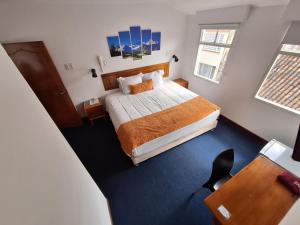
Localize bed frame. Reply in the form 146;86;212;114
131;121;218;165
101;62;169;90
101;62;218;165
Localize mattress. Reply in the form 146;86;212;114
105;80;220;157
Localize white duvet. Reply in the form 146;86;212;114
105;80;220;157
105;80;197;130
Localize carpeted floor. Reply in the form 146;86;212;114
62;117;265;225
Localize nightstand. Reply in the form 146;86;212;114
173;78;189;88
84;98;105;124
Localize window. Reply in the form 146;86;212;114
197;63;216;79
255;44;300;115
194;27;237;83
202;33;225;52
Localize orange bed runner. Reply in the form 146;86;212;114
117;96;220;156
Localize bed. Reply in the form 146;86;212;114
102;62;220;165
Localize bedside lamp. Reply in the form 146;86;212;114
172;55;179;62
91;68;98;78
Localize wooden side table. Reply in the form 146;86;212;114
83;98;105;125
173;78;189;88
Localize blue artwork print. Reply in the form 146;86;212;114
142;29;151;56
107;36;121;57
119;31;132;59
107;26;161;60
130;26;142;60
152;32;161;51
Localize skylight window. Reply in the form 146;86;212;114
255;44;300;115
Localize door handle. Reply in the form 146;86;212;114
59;91;66;95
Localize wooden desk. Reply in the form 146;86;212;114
204;156;298;225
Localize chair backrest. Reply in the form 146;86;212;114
212;149;234;179
203;149;234;191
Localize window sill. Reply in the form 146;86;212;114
193;73;220;84
255;95;300;116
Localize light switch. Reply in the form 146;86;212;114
64;63;75;71
64;63;70;70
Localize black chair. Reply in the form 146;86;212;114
193;149;234;194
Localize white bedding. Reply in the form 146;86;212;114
105;80;220;157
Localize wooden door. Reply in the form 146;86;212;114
2;41;82;128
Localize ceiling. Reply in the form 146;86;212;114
0;0;290;14
171;0;289;14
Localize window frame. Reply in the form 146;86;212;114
197;63;216;79
254;44;300;116
193;24;239;84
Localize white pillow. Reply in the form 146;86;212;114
142;70;164;88
117;73;143;94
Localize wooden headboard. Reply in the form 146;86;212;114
101;62;170;91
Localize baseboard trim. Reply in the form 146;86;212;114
219;115;268;145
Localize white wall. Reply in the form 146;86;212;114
0;45;112;225
0;2;298;147
182;5;300;147
0;2;186;115
283;0;300;21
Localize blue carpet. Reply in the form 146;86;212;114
62;118;265;225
